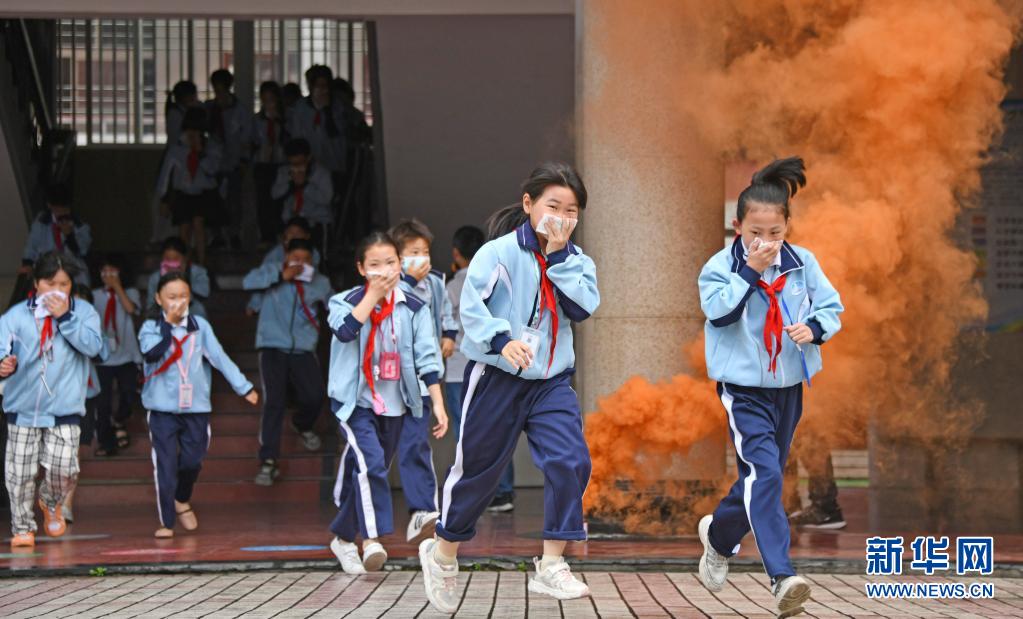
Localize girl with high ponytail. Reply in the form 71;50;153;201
695;157;844;618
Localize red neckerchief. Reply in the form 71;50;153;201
314;109;321;126
187;147;199;179
757;274;788;376
103;288;119;344
295;281;320;331
51;223;64;251
39;315;54;358
532;251;558;377
266;116;276;144
143;333;190;383
362;291;395;400
294;186;304;214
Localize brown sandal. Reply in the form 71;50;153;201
175;503;198;531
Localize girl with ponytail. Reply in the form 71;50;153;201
695;157;844;618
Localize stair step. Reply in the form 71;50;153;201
79;453;330;479
72;478;331;507
90;432;337;458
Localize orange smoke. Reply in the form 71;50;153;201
584;0;1021;533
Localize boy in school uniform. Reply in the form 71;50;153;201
243;238;333;485
389;219;458;543
246;217;321;317
204;68;252;250
272;138;334;255
20;185;92;287
287;65;346;204
251;81;288;246
156;107;222;266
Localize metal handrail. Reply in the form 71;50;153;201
17;19;51;132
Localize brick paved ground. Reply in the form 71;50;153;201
0;571;1021;618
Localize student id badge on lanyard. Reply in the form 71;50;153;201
176;336;198;409
377;318;400;381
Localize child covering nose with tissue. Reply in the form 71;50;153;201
0;252;103;548
92;254;143;453
146;236;211;319
139;272;259;539
388;218;458;545
242;238;333;485
696;157;844;619
420;163;599;612
326;232;448;575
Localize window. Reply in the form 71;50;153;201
254;19;372;123
56;18;371;145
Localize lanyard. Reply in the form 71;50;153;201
175;334;197;385
780;296;812;388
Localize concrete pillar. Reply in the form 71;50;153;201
232;21;254;113
575;0;724;426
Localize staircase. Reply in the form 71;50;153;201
73;250;341;509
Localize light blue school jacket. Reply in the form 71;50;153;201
242;262;333;353
91;287;144;366
459;222;600;380
327;286;440;423
138;315;253;414
0;297;104;427
699;238;844;389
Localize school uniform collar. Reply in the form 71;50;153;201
163;313;200;332
729;236;804;276
515;221;578;256
344;284;407;307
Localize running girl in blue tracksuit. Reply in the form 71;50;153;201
139;272;259;539
695;157;843;619
420;162;600;612
326;231;448;575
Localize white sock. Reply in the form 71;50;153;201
434;545;457;567
538;554;562;571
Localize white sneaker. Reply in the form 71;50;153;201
698;514;729;591
361;541;388;571
330;538;366;575
299;431;322;451
527;557;590;600
406;510;439;544
774;575;811;618
419;538;460;614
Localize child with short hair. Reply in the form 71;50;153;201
696;157;844;618
389;218;458;543
421;163;599;611
0;252;104;547
92;254;142;453
327;232;448;574
243;238;332;485
272;138;334;253
251;81;288;246
205;68;252;249
20;185;92;286
156;107;222;265
139;272;259;538
146;237;211;319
